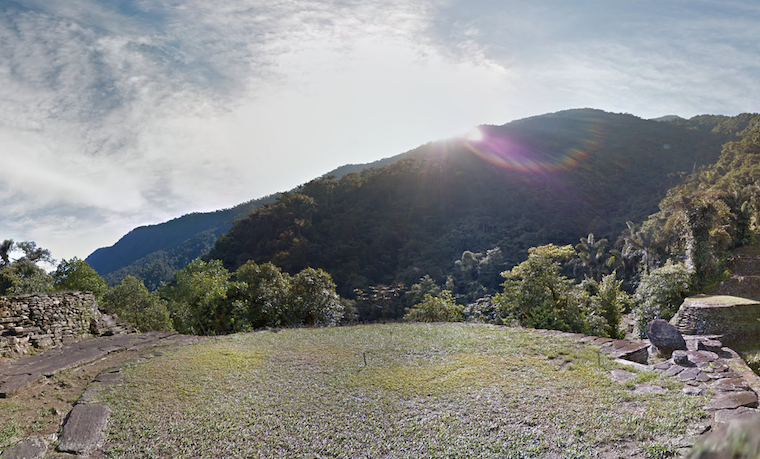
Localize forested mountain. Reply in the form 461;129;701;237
85;196;278;288
85;156;414;288
207;109;746;297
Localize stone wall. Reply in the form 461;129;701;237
671;294;760;351
0;292;105;358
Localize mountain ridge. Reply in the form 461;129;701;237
87;108;748;290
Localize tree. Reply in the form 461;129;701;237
288;267;344;326
404;275;442;307
574;233;622;281
581;273;630;339
495;244;626;337
53;258;108;301
0;239;54;296
404;290;463;322
162;259;231;335
495;244;585;332
102;276;173;332
231;261;290;329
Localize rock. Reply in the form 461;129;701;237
711;378;751;392
692;418;760;457
686;423;711;435
56;404;110;454
609;369;636;383
664;365;685;377
633;384;667;394
686;350;720;366
646;319;686;356
683;386;706;396
713;406;760;425
1;436;47;459
678;367;702;381
652;361;672;371
697;339;723;353
610;343;649;364
705;391;759;411
672;350;691;366
0;374;43;398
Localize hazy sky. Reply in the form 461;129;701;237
2;0;760;261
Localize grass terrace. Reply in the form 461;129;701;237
101;323;709;458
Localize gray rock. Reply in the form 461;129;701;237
705;391;759;411
57;404;110;454
678;367;702;381
683;386;706;396
664;365;685;377
633;384;667;394
609;369;636;383
697;339;723;353
1;436;47;459
646;319;687;356
711;378;751;392
714;406;760;425
672;350;691;366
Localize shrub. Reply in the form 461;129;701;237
633;260;692;337
102;276;173;332
404;290;464;322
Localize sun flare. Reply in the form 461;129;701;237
464;127;483;142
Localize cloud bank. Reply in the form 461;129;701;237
2;0;760;260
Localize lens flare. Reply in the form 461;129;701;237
464;127;483;142
462;125;599;176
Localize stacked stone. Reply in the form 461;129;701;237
0;292;102;358
671;295;760;351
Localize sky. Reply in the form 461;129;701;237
2;0;760;262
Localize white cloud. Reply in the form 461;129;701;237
2;0;760;261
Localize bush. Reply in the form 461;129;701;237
495;245;629;337
102;276;173;332
230;262;344;329
404;290;464;322
633;261;692;337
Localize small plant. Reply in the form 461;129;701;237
0;420;19;446
642;442;676;458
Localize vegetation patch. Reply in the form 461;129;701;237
102;323;708;458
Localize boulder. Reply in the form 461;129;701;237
646;319;686;356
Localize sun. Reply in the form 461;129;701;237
464;127;483;142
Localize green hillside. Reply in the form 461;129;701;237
85;196;278;288
208;109;741;297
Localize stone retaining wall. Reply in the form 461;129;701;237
672;294;760;351
0;292;104;358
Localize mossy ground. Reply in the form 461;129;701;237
101;323;708;458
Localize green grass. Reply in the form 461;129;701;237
102;323;709;458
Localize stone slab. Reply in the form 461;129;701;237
0;374;43;398
610;343;650;364
1;436;47;459
94;372;123;384
714;406;760;425
633;384;667;395
683;386;706;396
4;348;108;377
57;404;110;454
711;378;751;392
609;369;636;383
705;391;759;411
612;359;650;372
678;367;702;382
664;365;685;377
